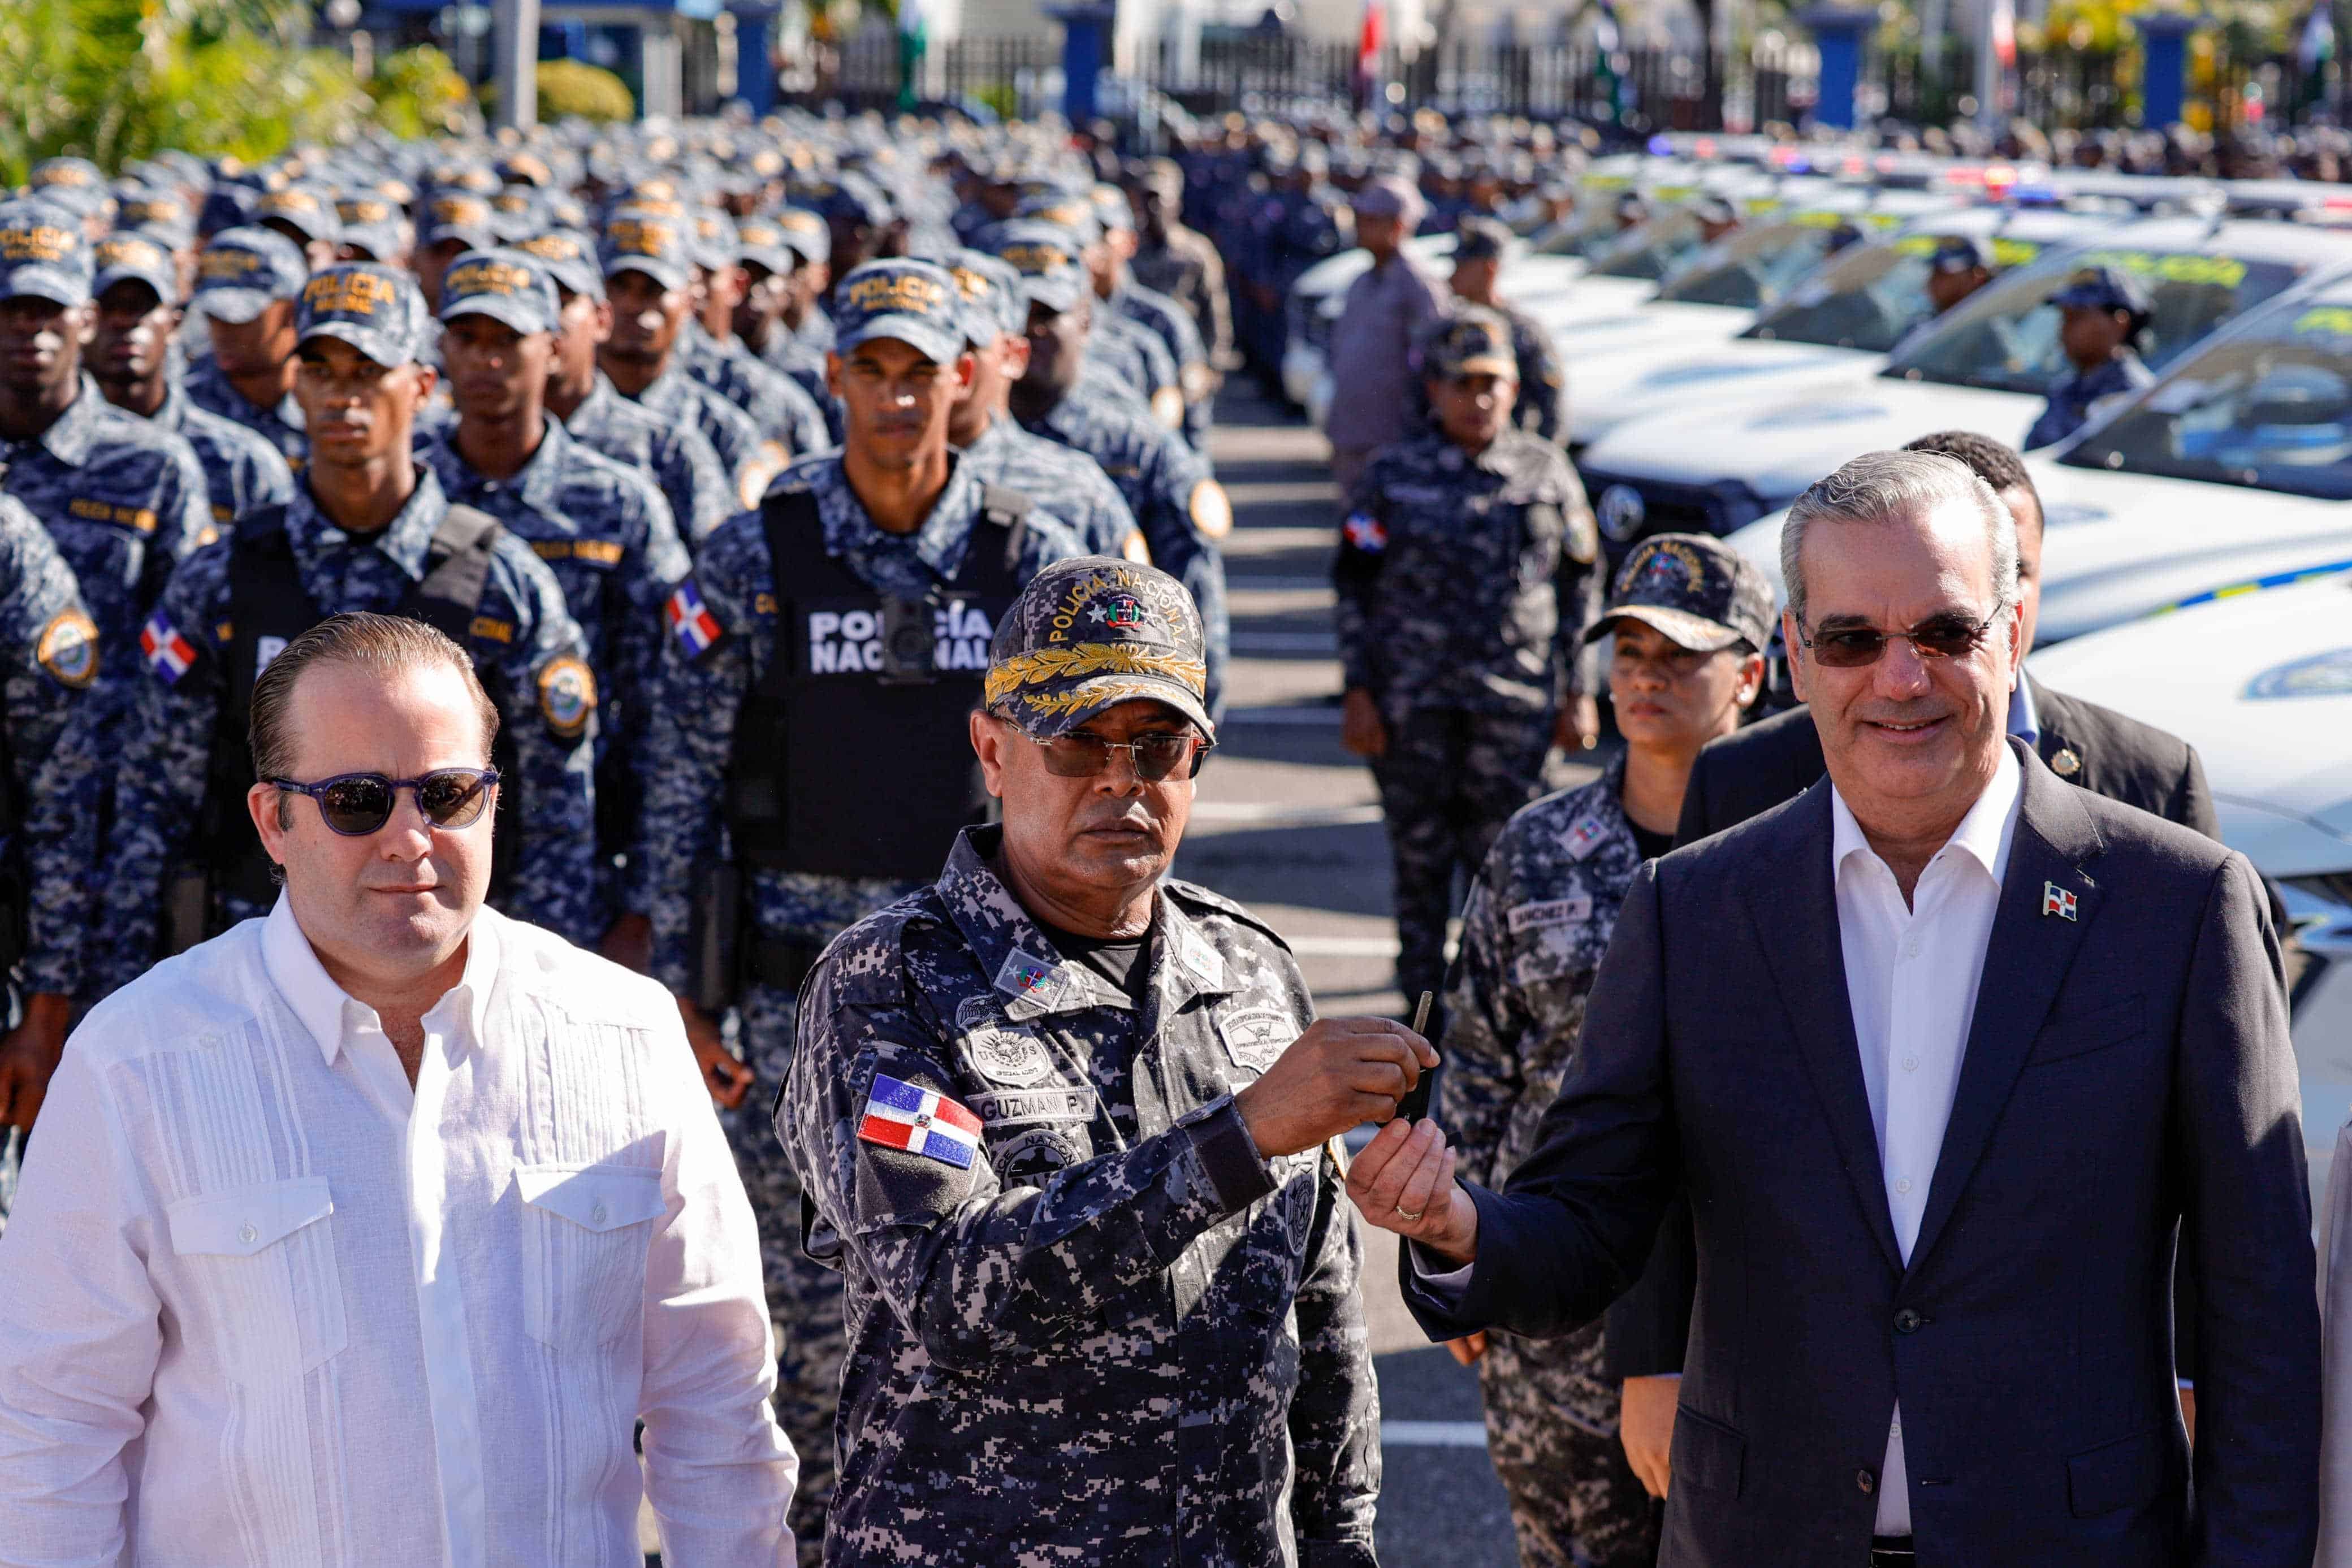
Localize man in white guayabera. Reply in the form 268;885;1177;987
0;610;797;1567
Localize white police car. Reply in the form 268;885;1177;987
1577;217;2347;547
2027;569;2352;1215
1560;202;2107;451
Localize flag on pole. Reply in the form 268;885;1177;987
1990;0;2017;70
1356;0;1385;109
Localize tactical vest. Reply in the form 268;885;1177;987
723;483;1029;885
194;503;522;922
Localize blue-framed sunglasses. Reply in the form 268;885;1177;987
267;767;501;837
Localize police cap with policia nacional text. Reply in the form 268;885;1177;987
985;558;1214;741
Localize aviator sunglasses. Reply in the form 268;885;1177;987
268;768;501;837
1796;606;2004;670
1003;721;1213;782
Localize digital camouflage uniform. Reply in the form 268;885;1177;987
562;372;737;545
91;468;604;998
776;828;1381;1567
1;377;210;733
1444;752;1659;1568
0;495;109;1236
681;318;831;459
145;382;296;531
620;360;786;513
1015;393;1231;716
956;413;1140;558
1408;300;1570;447
645;451;1085;1564
179;355;308;470
1334;397;1602;1006
421;415;691;925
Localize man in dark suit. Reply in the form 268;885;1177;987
1348;449;2319;1567
1610;430;2221;1500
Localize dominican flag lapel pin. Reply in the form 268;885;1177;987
2042;881;2077;921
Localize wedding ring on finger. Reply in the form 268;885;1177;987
1394;1205;1424;1222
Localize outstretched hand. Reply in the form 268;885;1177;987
1345;1116;1479;1264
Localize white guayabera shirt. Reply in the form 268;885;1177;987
0;898;795;1567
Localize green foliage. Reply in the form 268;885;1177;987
480;58;638;123
0;0;453;185
368;46;474;140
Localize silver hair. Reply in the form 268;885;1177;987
1781;449;2021;628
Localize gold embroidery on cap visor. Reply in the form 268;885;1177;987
983;643;1208;708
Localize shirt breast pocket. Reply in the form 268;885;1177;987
516;1164;668;1348
166;1176;347;1387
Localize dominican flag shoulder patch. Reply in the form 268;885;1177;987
1342;512;1387;552
858;1073;984;1169
139;612;197;686
664;578;723;659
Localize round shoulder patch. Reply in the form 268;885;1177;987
535;654;597;739
1187;478;1233;540
35;609;98;690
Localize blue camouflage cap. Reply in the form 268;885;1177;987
946;249;1026;345
689;209;740;272
2049;263;2152;317
1588;532;1775;655
296;263;430;367
420;191;499;252
516;228;603;300
985;557;1214;740
0;200;93;308
196;185;257;240
599;209;694;291
773;207;831;267
438;248;560;335
488;188;547;242
734;216;795;277
832;258;966;364
115;187;194;241
986;219;1089;313
193;226;306;323
1011;192;1102;244
27;158;110;219
90;231;179;302
256;183;341;246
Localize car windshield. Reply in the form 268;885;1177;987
1655;215;1862;310
2059;301;2352;499
1887;244;2303;394
1741;232;2048;353
1586;210;1715;281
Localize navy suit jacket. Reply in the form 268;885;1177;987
1403;743;2319;1568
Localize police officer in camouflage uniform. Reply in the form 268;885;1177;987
735;215;843;445
0;200;210;730
646;258;1086;1565
526;227;736;546
85;230;296;533
1125;159;1235;376
1087;185;1216;448
598;210;789;511
92;263;602;998
2023;264;2158;450
1335;309;1603;1015
994;227;1233;716
0;497;110;1236
942;248;1142;558
777;556;1399;1567
1444;218;1567;444
420;248;693;961
1442;533;1770;1568
180;225;310;467
1001;208;1187;435
679;207;832;458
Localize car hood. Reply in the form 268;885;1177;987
1576;376;2047;505
1569;341;1877;445
2027;571;2352;873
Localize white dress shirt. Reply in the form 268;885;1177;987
0;898;795;1567
1832;740;2020;1535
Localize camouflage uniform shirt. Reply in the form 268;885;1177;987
1334;428;1602;722
776;827;1381;1566
422;416;691;917
563;372;737;545
147;383;297;531
0;495;104;999
620;361;786;513
644;451;1086;990
1;379;209;695
92;467;603;995
954;412;1140;558
681;320;831;459
180;355;306;470
1016;393;1230;715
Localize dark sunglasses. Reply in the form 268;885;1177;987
268;768;501;837
1797;607;2004;669
1007;722;1213;782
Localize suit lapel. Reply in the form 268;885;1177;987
1746;782;1905;1276
1906;746;2105;1275
2027;675;2087;783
